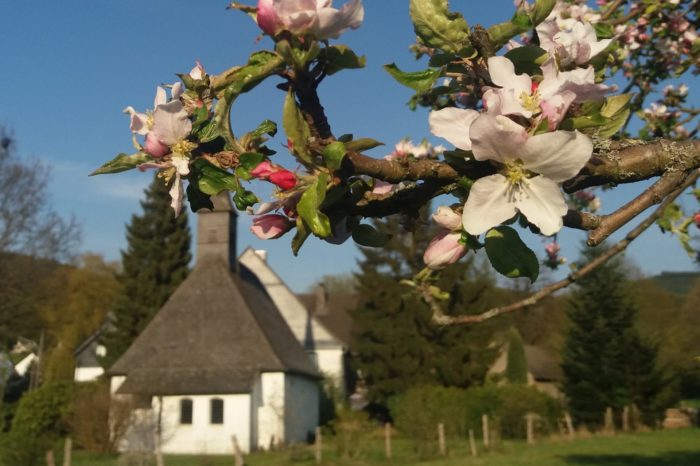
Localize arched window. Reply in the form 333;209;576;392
210;398;224;424
180;398;193;425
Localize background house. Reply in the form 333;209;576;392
106;194;321;454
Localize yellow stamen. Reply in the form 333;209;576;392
519;90;541;113
146;111;155;130
171;140;197;156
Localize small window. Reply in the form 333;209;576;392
210;398;224;424
180;398;193;425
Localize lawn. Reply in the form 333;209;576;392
73;428;700;466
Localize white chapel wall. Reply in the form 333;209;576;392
284;375;319;444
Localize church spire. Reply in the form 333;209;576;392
196;191;238;271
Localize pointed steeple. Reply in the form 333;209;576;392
196;191;238;271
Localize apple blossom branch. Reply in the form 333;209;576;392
426;167;700;326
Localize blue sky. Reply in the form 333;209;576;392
1;1;697;291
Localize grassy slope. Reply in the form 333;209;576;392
73;429;700;466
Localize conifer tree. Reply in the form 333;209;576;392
561;249;666;428
505;327;528;385
101;176;191;368
351;211;504;405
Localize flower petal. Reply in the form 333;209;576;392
428;108;479;151
462;175;518;235
515;176;567;236
520;130;592;182
123;106;149;135
314;0;364;39
469;114;528;163
169;175;184;217
154;86;167;108
151;100;192;145
488;56;530;95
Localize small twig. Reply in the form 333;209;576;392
587;170;689;246
429;168;700;325
601;0;626;21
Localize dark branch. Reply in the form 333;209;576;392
429;168;700;325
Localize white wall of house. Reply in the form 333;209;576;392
316;348;344;388
155;394;251;454
257;372;285;450
110;375;126;394
13;353;36;377
74;366;104;382
284;375;319;444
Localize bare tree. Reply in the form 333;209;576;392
0;127;81;262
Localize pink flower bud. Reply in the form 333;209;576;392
268;170;297;190
250;214;293;239
423;231;467;270
250;160;274;178
432;206;462;231
694;212;700;229
144;133;169;158
257;0;282;36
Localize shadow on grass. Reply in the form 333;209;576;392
563;451;700;466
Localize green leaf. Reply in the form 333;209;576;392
186;182;214;212
292;217;311;256
239;152;265;171
597;109;629;138
531;0;556;24
344;138;384;152
504;45;548;75
318;45;366;75
352;224;391;247
248;119;277;139
283;90;313;164
196;120;221;143
322;141;347;172
276;39;321;69
601;93;633;118
90;152;151;176
297;172;331;238
192;159;238;196
484;226;539;282
409;0;470;54
384;63;441;92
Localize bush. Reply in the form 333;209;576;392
390;383;563;450
0;381;75;466
68;381;118;453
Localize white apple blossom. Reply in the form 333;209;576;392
483;56;611;129
257;0;364;40
537;17;612;65
462;114;592;236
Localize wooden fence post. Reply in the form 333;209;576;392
622;406;630;432
153;431;165;466
604;407;615;434
437;423;446;456
482;414;490;448
45;450;55;466
564;412;575;439
468;429;477;457
315;426;322;465
384;422;392;460
526;414;534;445
63;437;72;466
231;435;244;466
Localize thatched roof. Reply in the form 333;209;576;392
296;292;357;346
524;345;562;382
108;193;319;396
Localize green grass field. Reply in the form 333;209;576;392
73;428;700;466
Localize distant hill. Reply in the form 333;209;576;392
649;271;700;296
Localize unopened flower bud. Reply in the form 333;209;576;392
268;170;297;190
432;206;462;231
423;231;467;270
250;214;293;239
